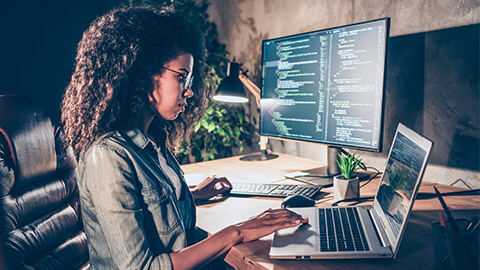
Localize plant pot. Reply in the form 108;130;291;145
334;176;360;201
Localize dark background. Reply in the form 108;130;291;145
0;0;123;123
383;24;479;171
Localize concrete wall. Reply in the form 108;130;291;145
206;0;480;188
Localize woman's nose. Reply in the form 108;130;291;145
184;87;194;98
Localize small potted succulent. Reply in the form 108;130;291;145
334;151;364;201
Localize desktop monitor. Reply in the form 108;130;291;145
260;18;390;180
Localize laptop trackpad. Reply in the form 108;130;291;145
271;209;318;255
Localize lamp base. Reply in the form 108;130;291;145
240;152;279;161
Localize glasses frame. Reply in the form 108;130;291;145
162;66;194;91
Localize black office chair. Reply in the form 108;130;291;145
0;95;88;269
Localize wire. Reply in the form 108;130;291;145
331;188;480;207
331;197;374;206
330;166;381;206
449;178;473;189
417;189;480;199
359;166;382;188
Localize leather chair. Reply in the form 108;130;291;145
0;95;88;269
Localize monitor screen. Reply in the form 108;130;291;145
260;18;390;152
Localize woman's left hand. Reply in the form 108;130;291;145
190;176;232;201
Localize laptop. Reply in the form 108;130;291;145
270;123;433;259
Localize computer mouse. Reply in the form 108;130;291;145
281;195;316;208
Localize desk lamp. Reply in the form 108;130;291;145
213;61;278;161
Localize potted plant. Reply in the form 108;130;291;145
333;151;364;201
378;165;410;216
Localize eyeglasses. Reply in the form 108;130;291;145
162;67;194;91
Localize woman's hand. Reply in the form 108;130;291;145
190;176;232;201
170;208;308;269
232;208;309;243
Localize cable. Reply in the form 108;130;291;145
331;196;374;206
449;178;473;189
417;189;480;199
359;166;382;188
331;189;480;207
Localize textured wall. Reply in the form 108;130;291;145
206;0;480;187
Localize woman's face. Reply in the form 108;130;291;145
149;53;194;120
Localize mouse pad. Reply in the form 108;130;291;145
294;172;370;187
293;176;334;187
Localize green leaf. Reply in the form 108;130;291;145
206;122;215;132
337;151;362;179
234;127;241;137
194;121;201;132
214;110;223;117
206;106;213;115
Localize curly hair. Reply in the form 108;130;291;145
61;6;209;157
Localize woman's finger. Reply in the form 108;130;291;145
260;211;301;221
212;178;232;190
260;208;304;219
217;177;232;188
259;215;308;227
213;185;231;195
269;219;306;231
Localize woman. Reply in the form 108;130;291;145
61;7;307;269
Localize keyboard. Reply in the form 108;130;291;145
230;182;321;199
318;207;370;252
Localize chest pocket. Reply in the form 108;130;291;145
140;183;182;235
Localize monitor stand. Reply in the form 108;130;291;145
290;146;370;187
239;150;278;161
240;136;279;161
291;146;341;186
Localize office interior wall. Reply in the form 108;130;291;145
206;0;480;188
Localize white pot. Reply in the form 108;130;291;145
333;176;360;201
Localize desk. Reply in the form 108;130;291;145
182;153;479;270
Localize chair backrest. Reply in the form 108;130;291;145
0;95;88;269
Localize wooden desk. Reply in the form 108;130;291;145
182;153;479;270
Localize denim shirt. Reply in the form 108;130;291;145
77;128;196;270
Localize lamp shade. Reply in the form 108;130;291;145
213;62;249;103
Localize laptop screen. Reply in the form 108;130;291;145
375;127;430;239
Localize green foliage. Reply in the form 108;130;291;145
130;0;253;163
176;102;254;162
386;166;410;191
336;152;363;180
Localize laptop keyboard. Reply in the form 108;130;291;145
318;207;370;252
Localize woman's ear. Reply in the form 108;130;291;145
149;74;161;105
147;92;156;106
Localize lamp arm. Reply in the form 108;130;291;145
238;74;261;104
239;74;271;154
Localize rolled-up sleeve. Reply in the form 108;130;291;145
82;145;173;270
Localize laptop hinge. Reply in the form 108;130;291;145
367;208;390;248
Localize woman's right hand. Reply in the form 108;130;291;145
170;208;308;270
232;208;309;243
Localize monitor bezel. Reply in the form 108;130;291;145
259;17;391;153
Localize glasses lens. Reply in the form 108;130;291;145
186;75;194;90
162;67;193;90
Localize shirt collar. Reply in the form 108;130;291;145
121;120;167;152
121;128;150;150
